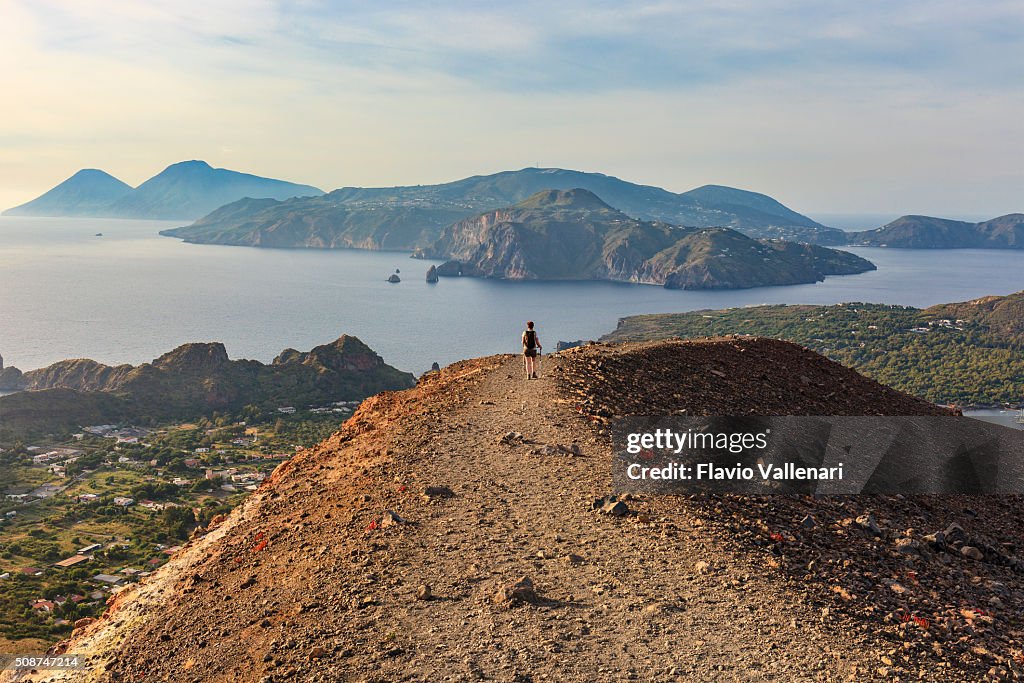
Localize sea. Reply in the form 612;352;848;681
964;409;1024;431
2;216;1024;380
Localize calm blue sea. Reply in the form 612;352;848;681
2;216;1024;375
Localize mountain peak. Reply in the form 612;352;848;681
273;335;384;372
152;342;230;372
513;188;614;211
5;161;323;220
884;214;973;227
160;160;215;174
70;168;121;179
107;162;324;220
1;168;133;217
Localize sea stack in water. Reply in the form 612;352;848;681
426;265;439;283
387;273;401;283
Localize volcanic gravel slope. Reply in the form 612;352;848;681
10;339;1024;682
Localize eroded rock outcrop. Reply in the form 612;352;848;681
1;336;415;435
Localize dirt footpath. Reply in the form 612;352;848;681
10;344;983;682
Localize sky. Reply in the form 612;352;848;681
1;0;1022;217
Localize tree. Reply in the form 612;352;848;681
162;506;196;540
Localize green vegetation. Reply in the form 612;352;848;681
160;167;844;251
0;406;350;645
603;293;1024;406
0;333;384;645
845;213;1024;249
0;389;133;441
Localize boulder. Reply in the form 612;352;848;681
381;510;405;527
423;485;455;500
593;495;629;517
497;431;524;445
922;531;946;550
73;617;97;630
493;577;539;608
961;546;984;561
426;265;439;283
894;538;920;555
943;523;968;546
855;513;881;536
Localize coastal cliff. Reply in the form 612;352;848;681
415;189;873;289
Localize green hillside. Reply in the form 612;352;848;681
162;167;845;249
602;292;1024;406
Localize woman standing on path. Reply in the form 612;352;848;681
522;321;542;379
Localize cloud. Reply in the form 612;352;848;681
0;0;1022;214
15;1;1024;92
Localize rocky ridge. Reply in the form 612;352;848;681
0;336;414;436
845;214;1024;249
9;339;1024;681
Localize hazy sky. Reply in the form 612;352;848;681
1;0;1022;216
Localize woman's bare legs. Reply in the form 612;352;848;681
524;355;534;378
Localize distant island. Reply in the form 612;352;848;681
602;289;1024;406
0;335;414;438
412;189;874;289
2;160;323;220
11;163;1023;253
159;166;845;248
843;214;1024;249
12;161;1021;253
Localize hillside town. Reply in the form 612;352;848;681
0;401;359;643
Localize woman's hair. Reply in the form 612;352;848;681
526;321;534;329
